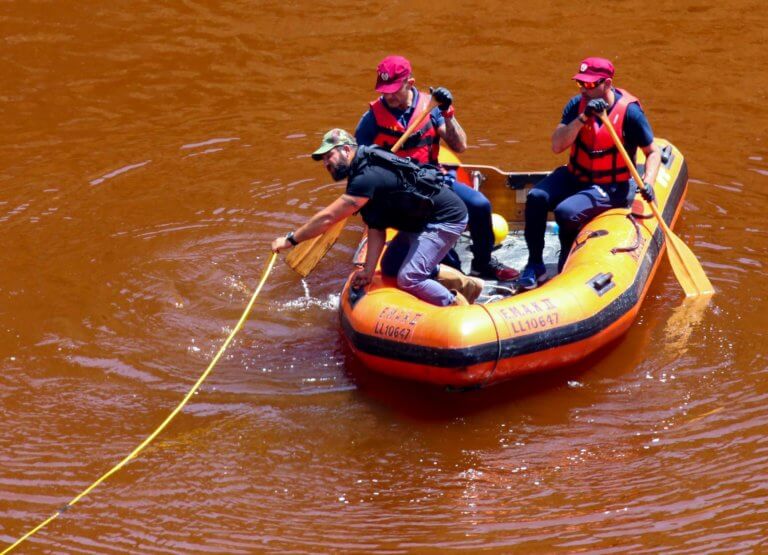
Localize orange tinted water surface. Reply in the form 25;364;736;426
1;1;767;552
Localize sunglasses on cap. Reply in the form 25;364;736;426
576;78;605;90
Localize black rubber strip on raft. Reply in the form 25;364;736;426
341;161;687;370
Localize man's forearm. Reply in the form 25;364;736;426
552;120;584;153
641;145;661;186
293;195;366;243
364;228;386;269
293;211;337;242
441;118;467;152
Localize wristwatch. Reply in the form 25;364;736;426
285;231;299;246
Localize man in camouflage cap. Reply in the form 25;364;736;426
310;128;357;163
271;128;483;306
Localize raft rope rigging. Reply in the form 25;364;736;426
611;211;653;255
1;253;278;555
478;301;503;387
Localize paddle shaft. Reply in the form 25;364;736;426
596;112;668;234
391;98;439;153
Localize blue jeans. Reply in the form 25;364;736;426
380;217;468;306
525;166;636;269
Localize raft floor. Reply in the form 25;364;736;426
453;226;561;303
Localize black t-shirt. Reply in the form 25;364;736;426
345;147;467;231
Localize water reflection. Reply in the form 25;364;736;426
662;296;713;359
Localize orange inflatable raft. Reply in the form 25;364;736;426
339;139;688;388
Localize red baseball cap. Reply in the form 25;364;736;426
572;57;615;83
375;55;412;93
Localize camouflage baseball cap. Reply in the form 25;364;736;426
311;128;357;160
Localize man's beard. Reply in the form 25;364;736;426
330;160;350;181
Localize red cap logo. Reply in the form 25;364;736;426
375;55;412;93
572;57;615;83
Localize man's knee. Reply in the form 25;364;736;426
526;187;550;210
553;204;584;232
396;270;423;292
464;189;492;214
454;183;491;217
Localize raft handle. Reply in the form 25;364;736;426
661;144;674;166
588;272;615;296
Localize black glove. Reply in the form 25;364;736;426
640;182;655;203
584;98;609;117
429;86;453;112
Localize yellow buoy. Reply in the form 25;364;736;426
491;213;509;246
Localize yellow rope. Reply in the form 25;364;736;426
2;252;278;555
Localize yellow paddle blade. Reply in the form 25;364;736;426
285;218;348;277
664;228;715;297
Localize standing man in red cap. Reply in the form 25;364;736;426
354;54;519;282
517;56;661;290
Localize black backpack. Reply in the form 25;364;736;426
358;146;450;232
360;145;447;196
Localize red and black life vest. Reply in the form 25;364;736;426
568;88;640;184
369;91;440;164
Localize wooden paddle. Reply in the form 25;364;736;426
285;97;440;277
598;111;714;297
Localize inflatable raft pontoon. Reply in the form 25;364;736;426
339;139;687;388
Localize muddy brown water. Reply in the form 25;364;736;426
1;1;767;553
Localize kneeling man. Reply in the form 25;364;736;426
271;129;483;306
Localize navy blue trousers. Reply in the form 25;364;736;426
453;182;494;268
525;166;636;270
